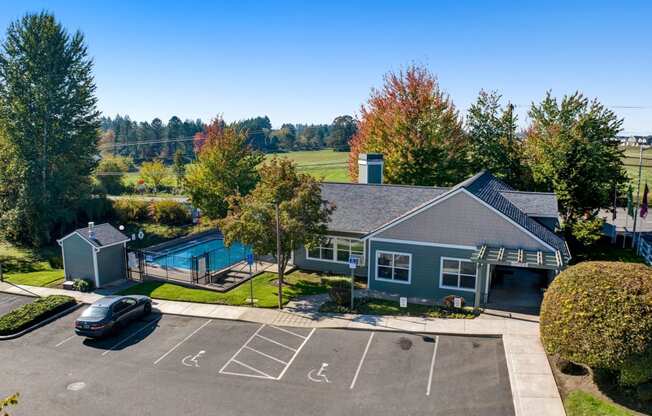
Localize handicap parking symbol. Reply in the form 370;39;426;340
182;350;205;368
308;362;330;383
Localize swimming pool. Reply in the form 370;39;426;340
148;237;250;272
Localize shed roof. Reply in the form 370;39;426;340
59;223;130;249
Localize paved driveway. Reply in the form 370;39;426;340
0;306;514;416
0;293;32;316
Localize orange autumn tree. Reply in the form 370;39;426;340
349;65;470;186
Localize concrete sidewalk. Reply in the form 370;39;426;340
0;281;564;416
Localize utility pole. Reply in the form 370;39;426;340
631;145;644;249
275;202;282;310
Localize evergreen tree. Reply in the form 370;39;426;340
0;12;99;245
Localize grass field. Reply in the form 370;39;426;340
119;270;348;307
622;146;652;203
265;149;349;182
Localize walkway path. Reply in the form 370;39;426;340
0;281;564;416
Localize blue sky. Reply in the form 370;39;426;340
1;1;651;134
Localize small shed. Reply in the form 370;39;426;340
57;222;130;288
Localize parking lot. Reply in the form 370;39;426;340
0;295;514;416
0;292;32;316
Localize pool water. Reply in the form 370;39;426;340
150;238;250;272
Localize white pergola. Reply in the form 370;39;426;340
469;244;568;308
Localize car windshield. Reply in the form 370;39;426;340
80;305;109;319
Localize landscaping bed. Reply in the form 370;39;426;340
319;298;478;319
0;295;76;336
119;270;349;308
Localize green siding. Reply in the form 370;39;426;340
368;240;478;304
62;234;95;282
96;244;126;286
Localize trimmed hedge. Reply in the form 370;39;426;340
540;261;652;383
0;295;76;336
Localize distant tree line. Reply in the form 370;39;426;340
99;114;358;163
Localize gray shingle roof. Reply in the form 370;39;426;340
75;223;129;248
320;182;448;234
499;191;559;218
463;172;569;258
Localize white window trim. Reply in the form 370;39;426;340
306;236;365;265
439;256;477;293
375;250;412;285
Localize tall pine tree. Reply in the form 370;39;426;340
0;12;99;245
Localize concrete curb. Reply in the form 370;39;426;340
0;302;82;341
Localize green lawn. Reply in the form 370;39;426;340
564;391;634;416
320;298;478;318
119;270;349;308
0;241;64;287
266;149;350;182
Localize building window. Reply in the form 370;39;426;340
440;258;476;292
307;237;365;265
376;251;411;284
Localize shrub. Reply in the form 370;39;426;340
48;256;63;269
328;280;351;306
112;198;149;223
442;294;465;309
148;200;191;226
619;350;652;386
72;278;94;293
570;217;604;247
0;295;76;335
540;262;652;381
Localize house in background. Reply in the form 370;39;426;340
57;222;130;288
293;153;570;313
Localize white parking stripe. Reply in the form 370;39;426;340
102;319;159;356
426;336;440;396
220;369;273;380
244;346;289;365
55;335;76;347
231;359;275;379
350;332;375;389
219;324;266;375
153;319;212;365
275;328;315;381
255;334;297;352
269;325;307;339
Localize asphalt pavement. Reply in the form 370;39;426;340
0;301;514;416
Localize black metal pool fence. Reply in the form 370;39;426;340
128;230;252;285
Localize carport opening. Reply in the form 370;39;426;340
486;266;550;314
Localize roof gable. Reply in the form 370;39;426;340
360;171;569;258
59;223;129;249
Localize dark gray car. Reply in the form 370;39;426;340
75;295;152;338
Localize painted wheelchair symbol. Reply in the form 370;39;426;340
308;362;331;383
182;350;205;367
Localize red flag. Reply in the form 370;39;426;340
641;183;649;219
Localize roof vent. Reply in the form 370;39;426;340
88;222;95;239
